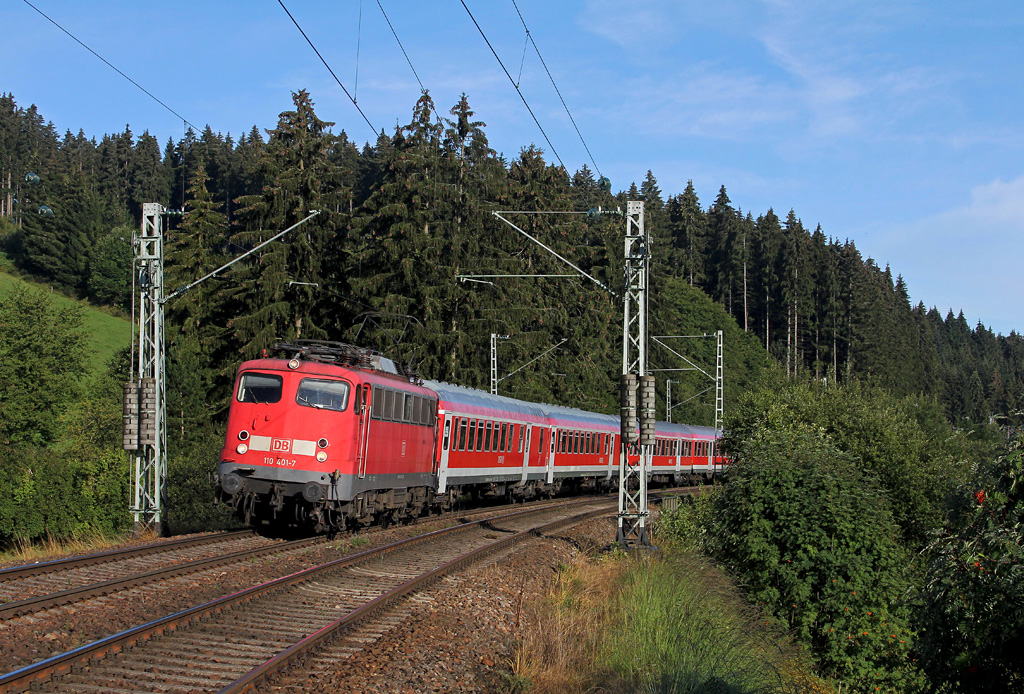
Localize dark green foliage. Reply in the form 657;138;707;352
727;373;974;548
165;427;239;535
0;287;87;445
0;364;131;545
87;224;133;307
912;441;1024;693
709;427;922;691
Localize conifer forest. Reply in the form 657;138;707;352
2;90;1022;427
3;85;1024;693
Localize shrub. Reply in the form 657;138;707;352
710;427;922;692
912;441;1024;693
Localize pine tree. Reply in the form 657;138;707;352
230;89;348;357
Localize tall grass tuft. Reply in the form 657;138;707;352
507;542;830;694
601;554;802;694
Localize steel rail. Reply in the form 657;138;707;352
0;530;254;583
220;505;612;693
0;535;322;620
0;499;605;693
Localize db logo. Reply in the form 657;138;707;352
271;438;292;453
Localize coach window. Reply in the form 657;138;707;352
442;418;451;451
468;420;477;451
475;420;485;451
499;423;507;451
296;378;350;412
485;422;493;451
237;372;283;404
518;425;525;453
458;419;468;451
537;428;545;453
558;430;565;454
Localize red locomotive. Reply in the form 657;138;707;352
215;341;725;532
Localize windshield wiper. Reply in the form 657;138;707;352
298;395;324;409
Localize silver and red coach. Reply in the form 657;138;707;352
216;341;725;533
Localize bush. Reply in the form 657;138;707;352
165;426;238;535
709;427;922;692
726;373;971;549
912;441;1024;693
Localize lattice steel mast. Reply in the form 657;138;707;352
124;203;168;534
617;200;653;549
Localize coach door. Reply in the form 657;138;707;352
520;425;531;484
356;385;371;479
436;413;453;493
546;426;556;484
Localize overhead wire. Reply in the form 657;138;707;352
509;0;604;178
277;0;378;137
21;0;200;134
456;0;567;174
376;0;427;95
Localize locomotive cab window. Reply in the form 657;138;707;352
237;372;283;404
296;378;350;412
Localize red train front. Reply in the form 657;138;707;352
215;342;440;532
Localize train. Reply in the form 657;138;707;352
214;341;726;533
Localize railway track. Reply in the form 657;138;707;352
0;498;613;694
0;530;303;620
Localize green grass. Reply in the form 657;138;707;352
0;269;130;380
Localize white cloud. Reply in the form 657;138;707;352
871;175;1024;334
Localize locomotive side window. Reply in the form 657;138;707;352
371;386;384;418
404;394;415;422
237;372;283;404
296;379;350;412
458;419;468;451
383;390;395;420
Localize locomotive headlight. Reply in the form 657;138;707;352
236;443;249;454
288;358;300;369
238;430;250;441
317;438;329;448
316;451;328;462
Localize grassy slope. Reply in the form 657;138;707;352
0;269;130;379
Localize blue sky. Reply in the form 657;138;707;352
4;1;1023;335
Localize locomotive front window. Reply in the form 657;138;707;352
296;379;350;412
237;372;283;404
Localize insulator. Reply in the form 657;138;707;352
25;172;40;186
639;375;656;445
38;205;54;218
597;176;611;192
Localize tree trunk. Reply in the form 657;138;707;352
742;234;748;332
